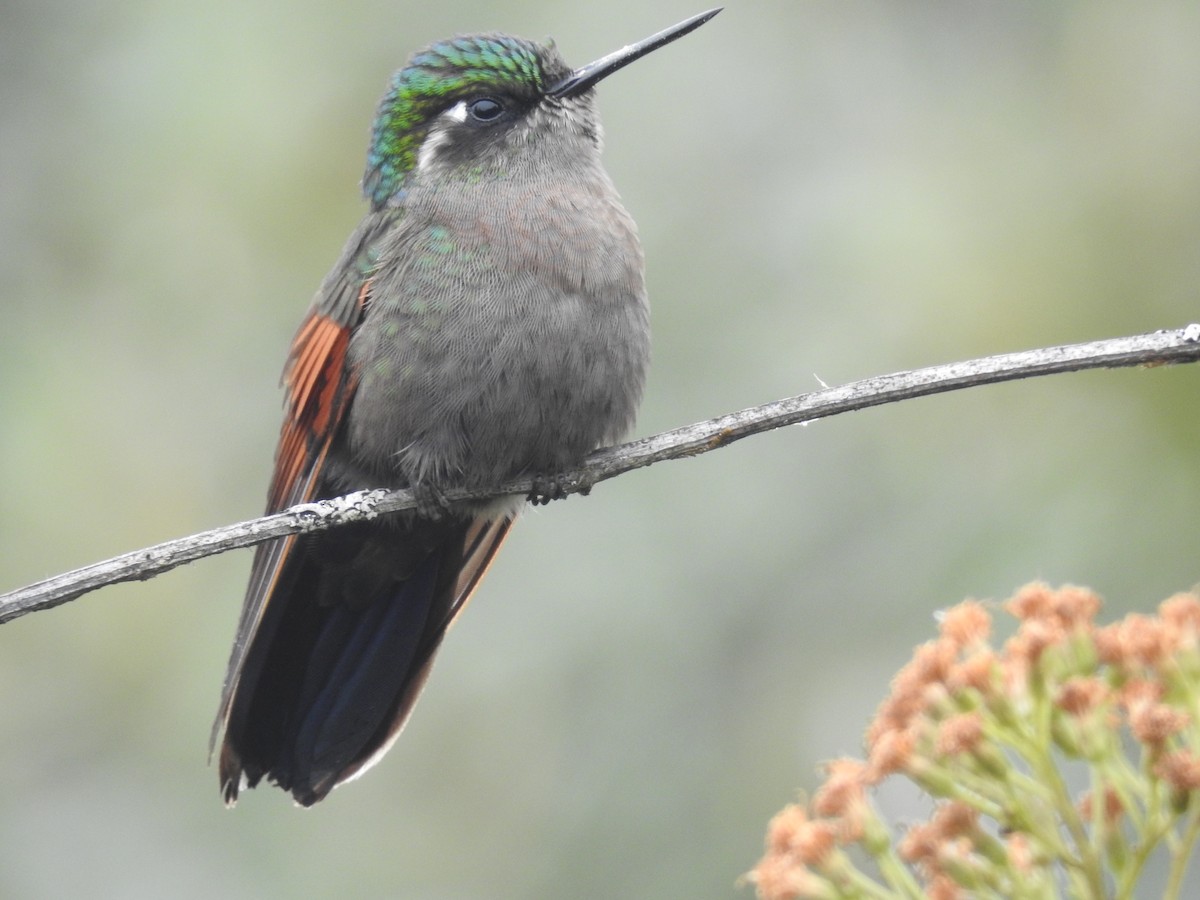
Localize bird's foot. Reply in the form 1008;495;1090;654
527;471;593;507
412;483;452;520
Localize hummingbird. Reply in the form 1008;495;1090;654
213;9;720;806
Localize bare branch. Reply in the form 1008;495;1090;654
3;325;1197;625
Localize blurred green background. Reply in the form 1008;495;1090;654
2;1;1199;897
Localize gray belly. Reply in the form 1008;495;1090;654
343;192;650;490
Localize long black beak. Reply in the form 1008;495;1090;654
547;8;722;99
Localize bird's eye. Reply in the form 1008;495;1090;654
466;97;505;123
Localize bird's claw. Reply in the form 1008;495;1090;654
413;483;453;520
527;472;593;506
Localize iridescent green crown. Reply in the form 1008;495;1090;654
364;35;566;208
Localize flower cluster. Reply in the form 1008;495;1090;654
748;584;1200;899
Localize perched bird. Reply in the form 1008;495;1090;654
213;9;720;806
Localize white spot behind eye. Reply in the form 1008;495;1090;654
416;125;449;175
416;102;469;176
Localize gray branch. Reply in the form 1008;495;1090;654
3;325;1198;625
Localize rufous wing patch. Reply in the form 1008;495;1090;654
269;307;358;511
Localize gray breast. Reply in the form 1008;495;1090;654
344;176;650;490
